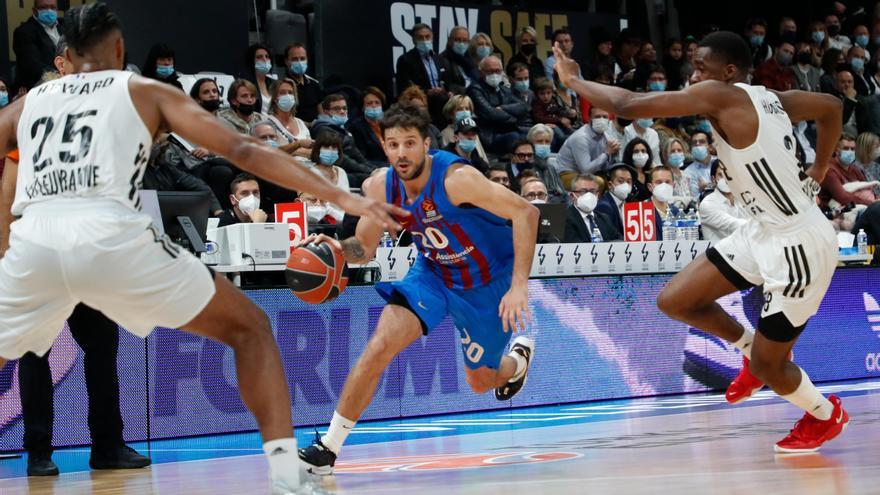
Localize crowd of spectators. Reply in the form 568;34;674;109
3;1;880;247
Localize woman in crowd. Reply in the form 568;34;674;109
347;86;389;164
242;43;276;114
526;124;568;202
809;21;830;68
310;133;354;194
856;131;880;197
621;138;654;201
660;137;694;206
507;26;544;83
439;94;489;161
662;38;686;90
143;43;182;90
0;77;9;109
190;78;221;113
440;26;473;89
468;33;495;82
266;78;313;159
218;79;266;135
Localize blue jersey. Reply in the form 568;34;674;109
386;150;514;290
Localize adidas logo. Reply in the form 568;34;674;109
270;447;288;456
726;253;735;261
865;292;880;335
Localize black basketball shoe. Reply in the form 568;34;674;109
495;336;535;401
298;433;337;476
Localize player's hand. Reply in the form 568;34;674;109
191;147;211;159
499;284;530;333
297;233;342;253
336;193;409;234
552;42;580;89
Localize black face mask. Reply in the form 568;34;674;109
520;43;536;56
236;102;256;117
516;161;535;170
827;24;841;36
797;51;813;65
201;99;221;112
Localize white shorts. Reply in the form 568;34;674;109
708;209;837;329
0;206;215;359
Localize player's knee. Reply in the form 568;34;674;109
465;370;495;394
656;287;684;319
362;335;397;365
226;310;273;349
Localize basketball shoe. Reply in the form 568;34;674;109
298;433;337;476
725;356;765;404
495;336;535;401
774;395;849;453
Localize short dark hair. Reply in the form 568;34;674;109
311;132;345;164
622;137;654;169
362;86;386;108
284;42;307;59
649;165;674;182
380;103;431;139
411;23;432;39
189;78;217;101
507;62;529;78
745;18;767;31
62;3;122;56
486;163;507;176
510;139;534;154
552;28;571;43
321;93;346;110
710;159;722;178
698;31;752;76
691;129;713;143
230;173;258;195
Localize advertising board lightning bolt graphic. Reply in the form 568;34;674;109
624;244;632;262
387;249;396;270
538;246;546;265
658;243;666;262
407;248;415;266
556;246;564;264
608;244;616;263
674;242;682;261
573;245;582;264
641;244;649;262
690;242;698;259
590;245;599;263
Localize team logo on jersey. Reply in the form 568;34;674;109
421;198;443;223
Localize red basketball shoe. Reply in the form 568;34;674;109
775;395;849;453
725;356;764;404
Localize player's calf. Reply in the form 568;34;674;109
464;367;497;394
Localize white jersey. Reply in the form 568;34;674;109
12;70;152;216
713;83;816;229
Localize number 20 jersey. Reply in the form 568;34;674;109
12;70;153;216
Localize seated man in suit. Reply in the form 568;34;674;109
594;163;636;235
564;173;621;242
395;23;457;126
13;0;63;91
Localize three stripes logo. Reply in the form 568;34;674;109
744;158;798;216
865;292;880;336
783;244;811;298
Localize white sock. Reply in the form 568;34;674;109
320;411;356;455
263;438;300;489
732;330;754;359
508;351;527;381
780;367;833;421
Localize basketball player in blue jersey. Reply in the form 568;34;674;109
554;33;848;453
298;105;539;474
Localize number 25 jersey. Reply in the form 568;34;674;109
12;70;153;216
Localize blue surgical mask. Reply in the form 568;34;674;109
319;149;339;165
535;144;551;160
750;34;765;47
851;58;865;72
267;139;280;148
856;35;870;48
668;152;685;167
476;46;492;59
455;110;471;122
691;145;709;161
276;94;296;112
156;65;175;78
812;31;826;44
648;81;667;91
636;118;654;129
290;61;308;75
452;42;469;56
697;119;712;133
36;9;57;26
364;107;384;121
330;114;348;126
416;41;433;56
513;79;530;92
255;60;272;74
0;92;7;107
457;139;477;153
839;149;856;165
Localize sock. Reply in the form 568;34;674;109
320;411;356;455
780;367;833;421
732;330;754;360
263;438;300;489
508;351;527;381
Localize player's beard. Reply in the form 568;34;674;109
397;154;427;181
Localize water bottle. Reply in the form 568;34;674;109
379;231;394;248
662;215;676;241
857;229;868;255
686;209;699;241
693;209;702;240
591;226;604;243
675;210;686;241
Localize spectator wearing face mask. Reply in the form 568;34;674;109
856;132;880;197
554;106;617;185
311;94;375;185
440;26;474;89
622;115;660;162
190;78;222;114
142;43;182;90
820;134;875;209
683;131;717;199
660;137;694;206
298;191;343;238
468;33;495;81
564;173;621;243
825;13;852;52
507;26;545;84
848;46;878;96
395;23;457;126
12;0;62;92
248;121;297;211
485;163;512;189
242;43;276;115
442;117;489;174
852;24;872;60
0;78;9;110
467;55;530;154
266;78;313;160
792;43;821;92
218;79;267;135
595;163;635;234
744;18;772;68
508;62;535;106
347;86;388;164
620;138;653;201
699;160;750;242
310;132;367;190
506;140;565;204
646;166;682;240
809;21;830;68
439;95;489;162
218;174;268;227
753;41;796;91
527;123;553;166
283;43;323;123
520;177;550;204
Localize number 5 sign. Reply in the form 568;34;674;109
623;202;656;242
274;202;307;253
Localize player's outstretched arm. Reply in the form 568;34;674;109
446;165;539;332
0;97;25;158
134;78;408;233
551;43;724;119
772;90;843;183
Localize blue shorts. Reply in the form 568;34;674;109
376;260;513;370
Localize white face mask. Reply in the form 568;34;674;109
485;73;504;88
611;183;632;200
529;199;547;205
237;194;260;215
591;117;609;134
307;204;327;222
632;152;649;167
576;192;598;213
716;178;731;193
651;183;674;203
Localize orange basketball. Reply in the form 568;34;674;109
285;243;349;304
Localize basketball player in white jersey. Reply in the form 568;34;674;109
0;4;406;493
553;32;847;453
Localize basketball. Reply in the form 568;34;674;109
285;242;349;304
